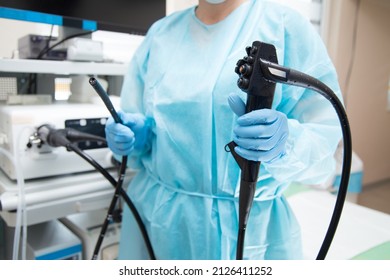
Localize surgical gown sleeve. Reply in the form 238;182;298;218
264;9;343;186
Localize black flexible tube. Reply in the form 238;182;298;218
286;73;352;260
91;154;127;260
88;77;131;259
67;143;117;186
67;143;156;260
235;180;256;260
259;59;352;259
88;77;156;259
316;98;351;260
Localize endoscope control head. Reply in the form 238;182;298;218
235;41;278;97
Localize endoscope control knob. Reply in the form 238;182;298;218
249;45;258;55
237;77;249;89
239;64;252;76
236;45;258;90
245;46;251;56
235;59;245;74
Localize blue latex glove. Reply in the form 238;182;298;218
105;111;149;156
228;93;289;163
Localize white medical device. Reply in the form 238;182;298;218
0;103;113;181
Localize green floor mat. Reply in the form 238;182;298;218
351;241;390;260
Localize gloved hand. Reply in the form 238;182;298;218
105;111;150;156
228;92;289;163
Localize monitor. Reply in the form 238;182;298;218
0;0;166;35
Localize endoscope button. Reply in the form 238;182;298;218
245;46;251;55
250;46;258;55
237;77;249;89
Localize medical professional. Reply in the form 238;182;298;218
105;0;343;259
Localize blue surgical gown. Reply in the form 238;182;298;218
118;0;343;260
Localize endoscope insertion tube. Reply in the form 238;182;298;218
89;77;156;260
258;58;352;259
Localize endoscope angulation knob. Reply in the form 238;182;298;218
235;45;258;90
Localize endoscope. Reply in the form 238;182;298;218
227;41;352;260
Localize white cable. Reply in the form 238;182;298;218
18;150;27;260
16;126;35;260
2;125;32;260
0;147;26;260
